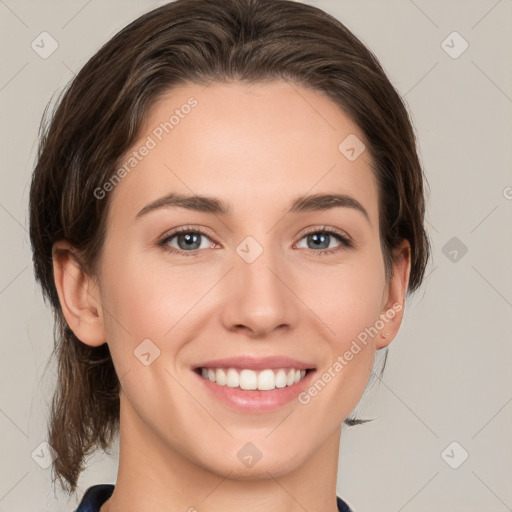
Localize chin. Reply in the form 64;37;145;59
221;447;305;479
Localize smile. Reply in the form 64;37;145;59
196;367;309;391
191;355;316;411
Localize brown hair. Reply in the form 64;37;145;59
29;0;430;496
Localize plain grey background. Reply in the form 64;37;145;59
0;0;511;510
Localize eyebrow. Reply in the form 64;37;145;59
135;192;370;223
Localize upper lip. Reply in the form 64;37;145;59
192;356;316;371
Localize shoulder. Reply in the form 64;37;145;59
75;484;115;512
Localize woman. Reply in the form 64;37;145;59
29;0;430;510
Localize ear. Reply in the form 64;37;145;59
375;239;411;349
52;240;106;347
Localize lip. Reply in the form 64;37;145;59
192;355;315;371
191;356;317;413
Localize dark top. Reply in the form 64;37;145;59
75;484;354;511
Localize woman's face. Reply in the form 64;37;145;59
83;81;409;478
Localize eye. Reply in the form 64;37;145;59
295;227;353;255
158;225;353;257
159;226;216;256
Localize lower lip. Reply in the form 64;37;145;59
194;370;316;412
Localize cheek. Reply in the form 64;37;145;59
97;252;201;409
305;254;386;343
99;246;203;335
96;248;171;366
302;252;386;404
297;265;385;417
97;247;221;379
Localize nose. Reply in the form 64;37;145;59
220;246;300;338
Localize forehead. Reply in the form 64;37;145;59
107;80;379;225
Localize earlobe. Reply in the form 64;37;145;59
52;240;106;347
376;240;412;349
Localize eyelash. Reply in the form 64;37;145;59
158;225;353;257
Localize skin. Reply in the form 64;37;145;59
53;81;410;512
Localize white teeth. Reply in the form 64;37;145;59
199;367;309;391
275;369;287;388
257;369;275;391
239;369;258;390
215;368;227;386
226;368;239;388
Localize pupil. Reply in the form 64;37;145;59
179;233;200;250
310;233;328;249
